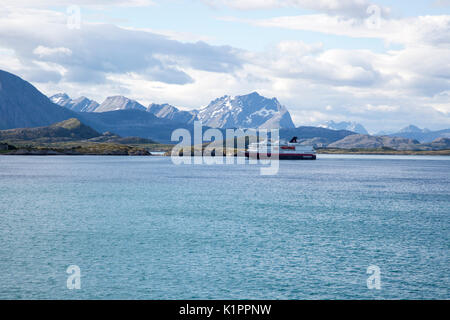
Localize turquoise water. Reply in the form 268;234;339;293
0;155;449;299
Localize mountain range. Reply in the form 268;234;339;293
1;69;449;149
319;121;369;135
328;135;422;150
389;125;450;143
51;91;296;130
95;96;147;113
148;103;198;124
48;90;449;143
50;93;99;112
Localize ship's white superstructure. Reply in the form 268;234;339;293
246;137;316;160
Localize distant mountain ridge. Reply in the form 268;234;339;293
148;103;198;124
279;127;355;147
77;110;193;143
328;134;422;150
389;125;450;143
398;125;431;134
95;96;147;113
51;93;149;113
50;93;99;112
54;91;296;130
423;137;450;150
319;121;368;135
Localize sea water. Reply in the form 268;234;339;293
0;155;448;299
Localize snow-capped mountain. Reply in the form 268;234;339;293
319;121;368;134
70;97;100;112
50;93;99;112
398;125;431;134
95;96;147;113
197;92;295;129
148;103;198;124
49;91;295;129
50;93;71;107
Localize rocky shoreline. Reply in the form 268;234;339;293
3;148;151;156
5;148;449;156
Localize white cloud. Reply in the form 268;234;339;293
0;7;242;85
238;14;450;47
33;46;72;58
202;0;389;17
120;26;214;43
258;42;383;87
1;0;154;8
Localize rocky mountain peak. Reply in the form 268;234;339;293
197;92;295;129
319;120;368;135
95;96;146;113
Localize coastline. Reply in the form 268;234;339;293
316;148;450;156
2;148;450;156
1;140;450;157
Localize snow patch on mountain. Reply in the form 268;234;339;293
319;120;368;134
50;93;99;112
197;92;295;129
50;91;295;129
95;96;146;113
148;103;198;124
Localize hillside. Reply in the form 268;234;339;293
279;126;355;146
0;70;76;129
0;118;158;156
421;137;450;150
389;127;450;143
328;134;422;150
0;70;194;143
0;118;100;142
78;109;192;144
0;118;156;145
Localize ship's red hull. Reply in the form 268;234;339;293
245;152;316;160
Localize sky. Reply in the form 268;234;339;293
1;0;450;133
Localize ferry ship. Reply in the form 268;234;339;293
245;137;316;160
